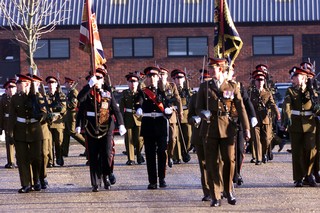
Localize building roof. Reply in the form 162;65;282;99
0;0;319;27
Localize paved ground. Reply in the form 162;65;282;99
1;136;320;212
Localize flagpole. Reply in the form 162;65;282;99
86;0;99;133
219;0;225;58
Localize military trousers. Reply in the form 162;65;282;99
5;135;15;165
40;138;50;180
195;142;210;197
205;136;235;200
15;140;42;187
143;135;167;185
87;133;113;187
252;124;271;161
50;128;64;165
290;131;317;182
125;125;143;162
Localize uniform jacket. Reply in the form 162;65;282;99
8;91;46;142
160;82;182;124
119;89;142;128
76;84;124;136
66;88;78;112
136;85;170;138
0;93;12;134
283;86;317;133
248;86;279;125
196;79;250;138
177;86;192;123
46;90;67;129
188;92;202;145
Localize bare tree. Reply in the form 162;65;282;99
0;0;70;74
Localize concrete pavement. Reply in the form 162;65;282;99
1;136;320;212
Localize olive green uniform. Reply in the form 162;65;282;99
0;93;15;167
283;86;317;182
62;87;86;156
8;91;46;188
119;89;144;164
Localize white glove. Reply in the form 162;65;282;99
88;75;98;88
119;125;127;136
200;110;211;121
251;117;258;127
75;126;81;134
136;108;143;116
192;116;201;128
164;107;173;115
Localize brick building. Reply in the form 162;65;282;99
0;0;319;88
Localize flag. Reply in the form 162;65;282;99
79;0;107;68
214;0;243;66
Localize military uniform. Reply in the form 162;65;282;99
76;67;125;192
119;73;144;165
283;67;318;187
248;73;279;165
0;80;17;168
172;69;192;163
136;66;172;189
158;67;183;168
196;58;250;207
45;76;67;167
62;78;86;157
8;74;46;193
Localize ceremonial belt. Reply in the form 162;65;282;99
17;117;37;124
86;111;100;117
143;88;165;112
143;112;163;118
125;108;133;113
291;110;313;116
4;113;9;118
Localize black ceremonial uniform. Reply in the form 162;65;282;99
136;85;170;188
77;84;124;190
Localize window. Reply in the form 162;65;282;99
34;39;70;59
113;38;153;58
168;37;208;56
253;35;293;56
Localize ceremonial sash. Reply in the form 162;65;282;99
143;88;165;112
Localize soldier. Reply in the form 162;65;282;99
119;73;144;165
248;70;280;165
8;74;46;193
0;79;17;169
283;66;318;187
171;69;192;163
76;66;126;192
188;68;211;201
158;67;183;168
135;66;173;189
26;73;50;189
62;77;86;157
45;76;67;167
196;58;250;207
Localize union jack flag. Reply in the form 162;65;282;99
79;0;107;67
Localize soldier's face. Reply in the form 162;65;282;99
148;74;159;87
6;86;17;96
174;77;185;87
17;81;30;93
211;65;221;80
128;81;138;91
48;81;58;93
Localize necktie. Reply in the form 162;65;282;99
91;90;101;103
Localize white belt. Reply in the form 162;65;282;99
4;113;9;118
125;108;133;113
143;112;163;118
17;117;37;123
86;112;99;116
182;106;188;110
291;110;313;116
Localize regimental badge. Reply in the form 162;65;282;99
223;90;234;99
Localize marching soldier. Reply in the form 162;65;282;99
76;66;126;192
26;73;50;189
0;79;17;169
45;76;67;167
119;73;144;165
171;69;192;163
158;67;183;168
135;66;173;189
62;77;86;157
283;66;318;187
196;58;250;207
188;69;211;201
8;74;46;193
248;70;280;165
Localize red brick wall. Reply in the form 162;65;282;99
2;24;319;89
